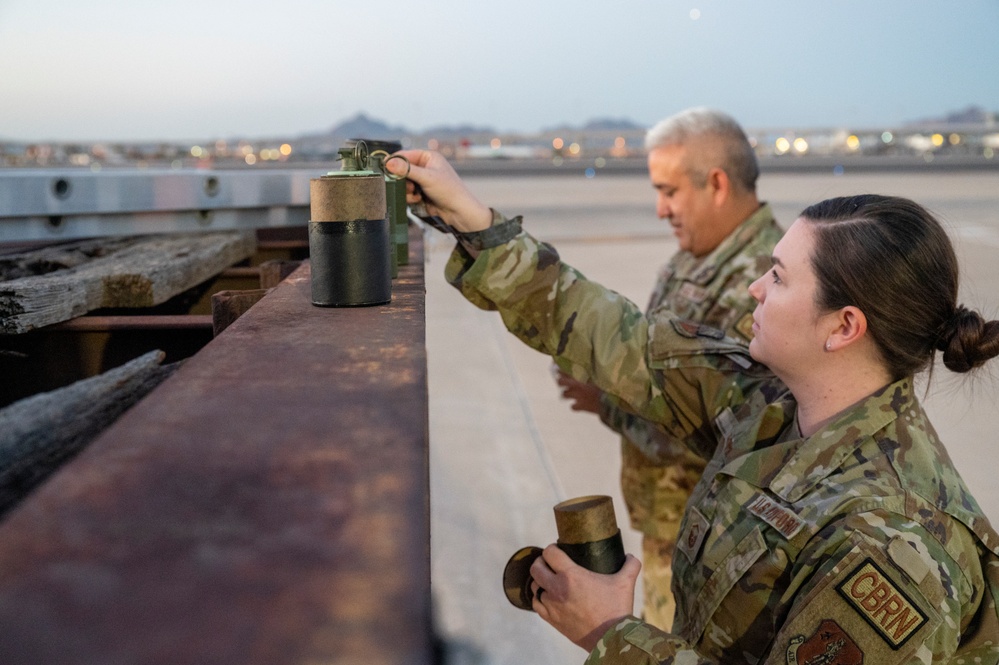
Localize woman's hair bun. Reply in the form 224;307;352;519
940;306;999;373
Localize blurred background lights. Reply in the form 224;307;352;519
280;143;292;156
931;133;945;147
793;138;809;154
774;137;790;154
689;8;701;20
846;135;861;151
490;138;502;149
552;137;564;150
881;131;894;143
568;142;581;155
427;139;439;150
190;145;203;158
949;133;961;145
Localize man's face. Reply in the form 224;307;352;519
647;143;721;257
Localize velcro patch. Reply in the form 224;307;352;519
677;506;710;564
746;493;804;539
670;318;726;340
836;558;928;649
678;282;708;304
734;312;754;341
786;619;862;665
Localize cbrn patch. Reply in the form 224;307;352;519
836;558;928;649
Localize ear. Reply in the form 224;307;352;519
826;306;868;351
706;167;730;205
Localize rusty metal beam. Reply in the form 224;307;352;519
0;233;431;665
48;314;214;332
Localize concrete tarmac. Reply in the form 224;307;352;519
426;171;999;665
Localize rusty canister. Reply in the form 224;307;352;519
308;172;390;307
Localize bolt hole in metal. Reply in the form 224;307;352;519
52;178;71;199
204;176;220;197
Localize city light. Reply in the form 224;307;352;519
793;138;809;154
931;134;945;147
846;135;861;151
568;142;581;155
881;132;894;144
775;137;790;155
949;133;961;145
190;146;203;158
280;143;292;156
427;139;439;150
552;137;564;150
490;138;502;149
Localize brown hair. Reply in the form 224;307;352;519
800;195;999;380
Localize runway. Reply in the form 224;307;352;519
425;170;999;664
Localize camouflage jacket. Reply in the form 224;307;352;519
597;204;782;538
445;221;999;665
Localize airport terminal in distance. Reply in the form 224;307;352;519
1;107;997;174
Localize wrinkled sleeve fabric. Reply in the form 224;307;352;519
445;226;766;451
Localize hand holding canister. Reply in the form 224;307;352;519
503;495;626;611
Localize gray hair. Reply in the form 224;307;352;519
644;108;759;192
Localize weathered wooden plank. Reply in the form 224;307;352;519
0;350;179;515
0;231;256;334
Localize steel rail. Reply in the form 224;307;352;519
0;169;320;241
0;234;432;665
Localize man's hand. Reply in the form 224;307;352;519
385;149;492;233
555;369;604;415
529;544;641;652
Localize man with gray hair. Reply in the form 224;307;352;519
555;107;782;629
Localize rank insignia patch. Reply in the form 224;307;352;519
734;312;754;341
786;619;863;665
836;558;928;649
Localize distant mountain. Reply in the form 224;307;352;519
581;118;644;131
905;105;997;127
328;113;409;140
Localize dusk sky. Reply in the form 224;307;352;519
1;0;997;142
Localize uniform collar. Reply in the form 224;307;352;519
720;378;912;504
672;202;777;285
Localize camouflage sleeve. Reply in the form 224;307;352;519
584;617;710;665
597;397;692;464
445;229;767;436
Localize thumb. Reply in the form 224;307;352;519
618;554;642;583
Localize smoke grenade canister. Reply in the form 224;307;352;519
308;172;391;307
502;495;626;611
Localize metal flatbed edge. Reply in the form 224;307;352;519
0;233;432;665
0;169;318;240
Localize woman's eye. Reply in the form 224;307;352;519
771;269;781;284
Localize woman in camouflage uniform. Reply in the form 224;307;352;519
387;151;999;665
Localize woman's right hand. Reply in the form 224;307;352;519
385;150;492;234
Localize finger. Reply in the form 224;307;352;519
529;545;557;588
540;542;577;573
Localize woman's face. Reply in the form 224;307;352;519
747;218;834;379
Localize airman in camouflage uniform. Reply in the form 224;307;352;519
596;202;781;629
554;108;783;629
444;213;999;665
